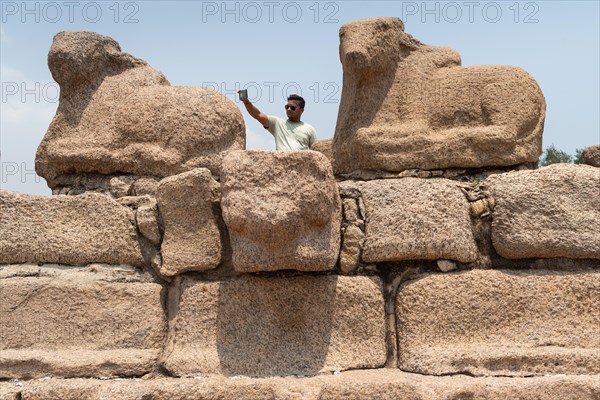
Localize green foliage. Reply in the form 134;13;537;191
574;148;585;164
539;144;573;167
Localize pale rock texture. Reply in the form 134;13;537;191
109;176;136;197
316;370;600;400
339;224;364;273
0;382;19;400
131;177;160;196
35;31;245;188
0;263;153;282
162;275;386;377
436;260;456;272
19;371;600;400
337;181;362;198
333;17;545;173
156;169;222;276
488;164;600;259
469;198;487;217
360;178;478;263
117;194;154;210
310;139;335;170
339;198;364;273
135;198;161;246
582;144;600;167
0;191;144;266
342;198;362;222
0;268;166;379
220;151;341;272
396;269;600;376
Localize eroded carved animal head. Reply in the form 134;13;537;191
48;31;142;85
339;17;421;72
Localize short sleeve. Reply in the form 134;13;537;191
266;115;279;134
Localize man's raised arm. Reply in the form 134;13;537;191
241;98;269;129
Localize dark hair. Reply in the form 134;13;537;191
287;94;305;109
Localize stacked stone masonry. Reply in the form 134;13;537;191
2;161;598;397
2;16;599;399
3;372;599;400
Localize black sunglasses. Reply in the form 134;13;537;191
284;105;297;111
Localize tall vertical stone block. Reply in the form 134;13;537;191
156;168;222;276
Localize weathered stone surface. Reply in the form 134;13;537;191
310;139;335;169
35;31;245;188
0;191;144;266
162;275;386;377
0;382;19;400
340;224;364;273
340;198;365;272
109;176;135;197
0;269;166;378
117;195;154;210
333;17;545;173
317;370;600;400
337;180;362;198
156;169;221;276
20;371;600;400
397;269;600;376
488;164;600;259
360;178;477;263
342;198;361;222
436;260;456;272
469;198;487;217
0;263;155;282
582;144;600;167
136;198;161;246
220;151;341;272
131;177;160;196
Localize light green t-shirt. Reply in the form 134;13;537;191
265;115;316;151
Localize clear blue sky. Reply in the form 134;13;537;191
1;0;599;195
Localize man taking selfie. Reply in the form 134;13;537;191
239;93;316;151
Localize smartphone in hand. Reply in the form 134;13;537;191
238;89;248;101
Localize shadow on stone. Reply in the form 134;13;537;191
216;276;337;377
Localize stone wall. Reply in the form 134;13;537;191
1;155;598;399
2;17;599;400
